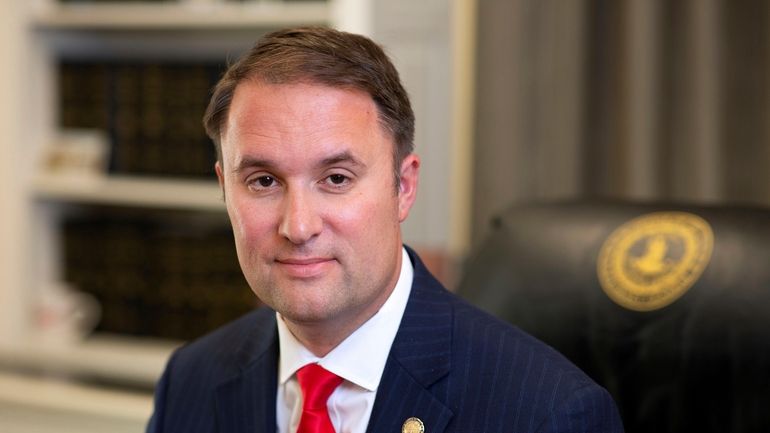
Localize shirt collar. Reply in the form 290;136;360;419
277;247;414;392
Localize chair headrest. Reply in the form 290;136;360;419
460;200;770;317
457;200;770;432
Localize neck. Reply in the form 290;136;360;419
283;319;358;358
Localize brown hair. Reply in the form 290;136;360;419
203;26;415;177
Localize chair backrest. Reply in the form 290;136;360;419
457;200;770;433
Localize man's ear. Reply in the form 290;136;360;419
215;161;225;196
397;153;420;222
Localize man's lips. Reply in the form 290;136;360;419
276;257;333;265
275;257;336;278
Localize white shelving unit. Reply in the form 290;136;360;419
12;0;337;337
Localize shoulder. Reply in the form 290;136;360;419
164;306;276;385
148;308;277;432
442;290;623;431
451;292;584;375
410;247;600;392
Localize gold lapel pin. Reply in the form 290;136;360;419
402;417;425;433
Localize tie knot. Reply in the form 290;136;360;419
296;363;343;411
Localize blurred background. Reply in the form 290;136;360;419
0;0;768;431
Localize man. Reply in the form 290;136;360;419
147;26;623;433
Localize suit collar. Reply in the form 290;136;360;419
388;248;453;386
366;247;455;433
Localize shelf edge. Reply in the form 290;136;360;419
33;174;225;211
32;1;330;30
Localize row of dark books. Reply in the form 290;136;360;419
63;209;258;341
59;61;225;178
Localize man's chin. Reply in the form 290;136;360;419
277;305;345;328
267;285;344;321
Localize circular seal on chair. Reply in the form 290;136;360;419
597;211;714;312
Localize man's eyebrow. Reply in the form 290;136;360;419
231;151;366;174
318;151;366;169
233;157;275;174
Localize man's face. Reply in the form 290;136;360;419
216;81;419;339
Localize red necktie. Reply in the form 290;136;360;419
296;363;343;433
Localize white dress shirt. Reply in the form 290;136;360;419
275;247;414;433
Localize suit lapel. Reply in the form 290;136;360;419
366;249;455;433
215;313;279;433
366;361;454;433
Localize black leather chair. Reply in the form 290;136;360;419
458;201;770;433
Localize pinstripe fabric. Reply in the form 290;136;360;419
147;309;279;433
148;247;623;433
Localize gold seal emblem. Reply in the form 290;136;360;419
597;211;713;311
402;417;425;433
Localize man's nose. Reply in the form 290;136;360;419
278;188;323;245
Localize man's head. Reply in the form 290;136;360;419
204;26;415;185
207;27;420;355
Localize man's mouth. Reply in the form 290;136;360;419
275;257;336;278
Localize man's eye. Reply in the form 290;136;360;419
254;176;276;188
328;174;348;185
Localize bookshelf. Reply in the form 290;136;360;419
1;0;470;428
6;0;324;346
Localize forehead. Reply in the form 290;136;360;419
221;81;392;166
230;80;374;124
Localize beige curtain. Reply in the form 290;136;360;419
472;0;770;243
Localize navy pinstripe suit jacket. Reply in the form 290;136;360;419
147;248;623;433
